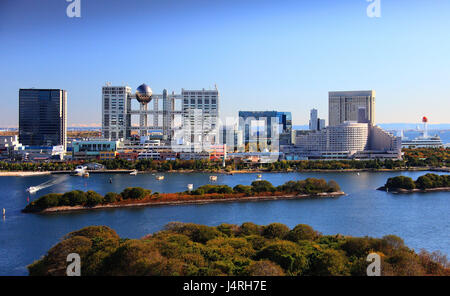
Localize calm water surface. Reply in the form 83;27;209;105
0;171;448;275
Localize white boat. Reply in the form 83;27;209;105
130;170;138;176
83;172;90;178
209;176;217;181
26;186;39;194
156;175;164;180
71;165;87;176
187;184;194;191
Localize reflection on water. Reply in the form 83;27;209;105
0;171;448;275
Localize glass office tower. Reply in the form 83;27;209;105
238;111;293;148
19;89;67;150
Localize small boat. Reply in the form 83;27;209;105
83;172;90;178
257;174;262;179
187;184;194;191
2;208;5;217
26;186;39;194
156;175;164;180
109;178;113;184
130;170;138;176
71;165;87;176
209;176;218;181
357;172;360;176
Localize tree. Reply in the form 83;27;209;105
385;176;416;190
262;223;290;239
256;241;309;275
85;191;104;207
233;185;252;195
104;192;120;203
308;249;350;276
121;187;150;200
415;175;433;189
251;180;275;193
286;224;320;242
246;260;285;276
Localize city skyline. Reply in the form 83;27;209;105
1;0;450;127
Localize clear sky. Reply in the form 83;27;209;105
0;0;449;127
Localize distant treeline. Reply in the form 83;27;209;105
383;173;450;190
23;179;341;212
28;223;449;276
2;148;448;172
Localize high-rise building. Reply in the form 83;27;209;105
219;125;244;152
309;109;318;131
101;84;219;149
181;88;219;148
239;111;293;149
102;85;132;140
309;108;326;131
319;119;325;130
328;90;375;126
19;89;67;150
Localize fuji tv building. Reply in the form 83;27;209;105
101;83;220;150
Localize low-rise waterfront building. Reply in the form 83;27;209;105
72;139;121;160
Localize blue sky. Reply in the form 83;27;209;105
0;0;449;127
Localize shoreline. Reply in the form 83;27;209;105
1;166;448;176
377;186;450;194
0;171;51;177
26;191;346;214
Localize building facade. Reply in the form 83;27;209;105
328;90;375;126
238;111;293;150
294;122;401;160
101;84;219;150
181;88;219;149
309;109;326;131
219;125;244;152
72;139;121;160
102;85;132;140
19;89;67;150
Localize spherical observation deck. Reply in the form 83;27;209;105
136;83;153;104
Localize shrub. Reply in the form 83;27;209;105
121;187;150;200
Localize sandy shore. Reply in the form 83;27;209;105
0;171;51;177
28;191;346;214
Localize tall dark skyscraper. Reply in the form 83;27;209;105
19;89;67;150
